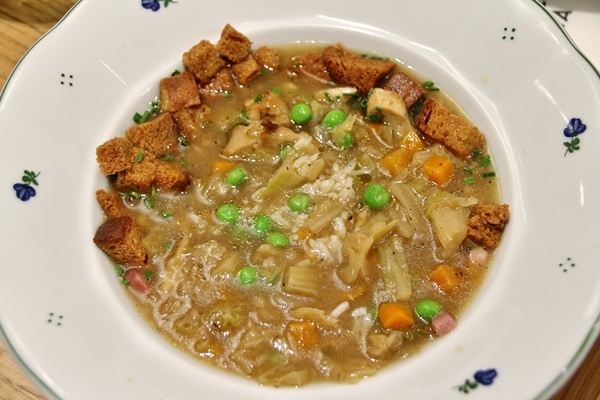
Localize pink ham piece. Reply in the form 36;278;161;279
124;269;152;295
431;311;457;336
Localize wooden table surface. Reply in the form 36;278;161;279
0;1;599;399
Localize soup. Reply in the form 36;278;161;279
93;24;509;386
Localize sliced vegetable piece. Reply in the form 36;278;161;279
423;155;454;185
429;264;460;292
378;302;414;330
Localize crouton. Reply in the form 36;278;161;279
96;189;125;219
114;152;158;193
96;137;135;176
154;160;191;192
216;24;252;63
202;68;235;94
322;46;395;94
93;216;147;266
254;46;280;70
172;104;213;139
231;55;260;85
183;40;226;84
159;71;201;113
125;112;179;157
467;204;509;249
292;51;331;82
415;98;485;159
383;72;426;108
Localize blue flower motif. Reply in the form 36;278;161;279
563;117;587;156
13;183;36;201
141;0;160;11
474;368;498;386
563;118;586;138
13;170;40;202
456;367;498;394
141;0;177;11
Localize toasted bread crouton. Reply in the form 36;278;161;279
383;72;426;108
96;189;125;219
183;40;226;84
96;137;135;176
231;55;260;85
159;71;201;113
322;46;395;94
217;24;252;63
467;204;509;249
155;160;191;192
203;68;235;94
94;216;147;266
293;51;331;82
125;113;179;157
115;152;158;193
172;104;213;139
254;46;280;70
415;98;485;159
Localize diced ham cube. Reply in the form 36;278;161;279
431;311;457;336
124;269;152;295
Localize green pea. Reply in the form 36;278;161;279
216;203;239;224
254;214;273;236
238;265;258;285
335;132;354;148
288;194;311;213
290;103;313;124
363;183;390;210
267;232;290;247
415;299;443;322
323;109;347;128
225;166;247;186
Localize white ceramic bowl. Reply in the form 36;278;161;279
1;1;599;399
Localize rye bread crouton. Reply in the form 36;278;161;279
96;189;125;219
293;51;331;82
322;46;395;94
183;40;226;85
155;160;191;192
383;72;426;109
467;204;509;249
231;56;261;85
159;71;201;113
216;24;252;63
115;152;158;193
202;68;235;94
415;98;485;159
94;216;147;266
96;137;135;176
254;46;280;70
125;112;179;157
172;104;213;139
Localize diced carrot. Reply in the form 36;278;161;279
378;302;414;330
422;155;453;185
401;129;426;154
429;264;461;292
296;229;311;240
213;159;236;173
380;148;410;175
287;321;319;349
380;131;426;175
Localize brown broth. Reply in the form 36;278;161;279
101;43;503;386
